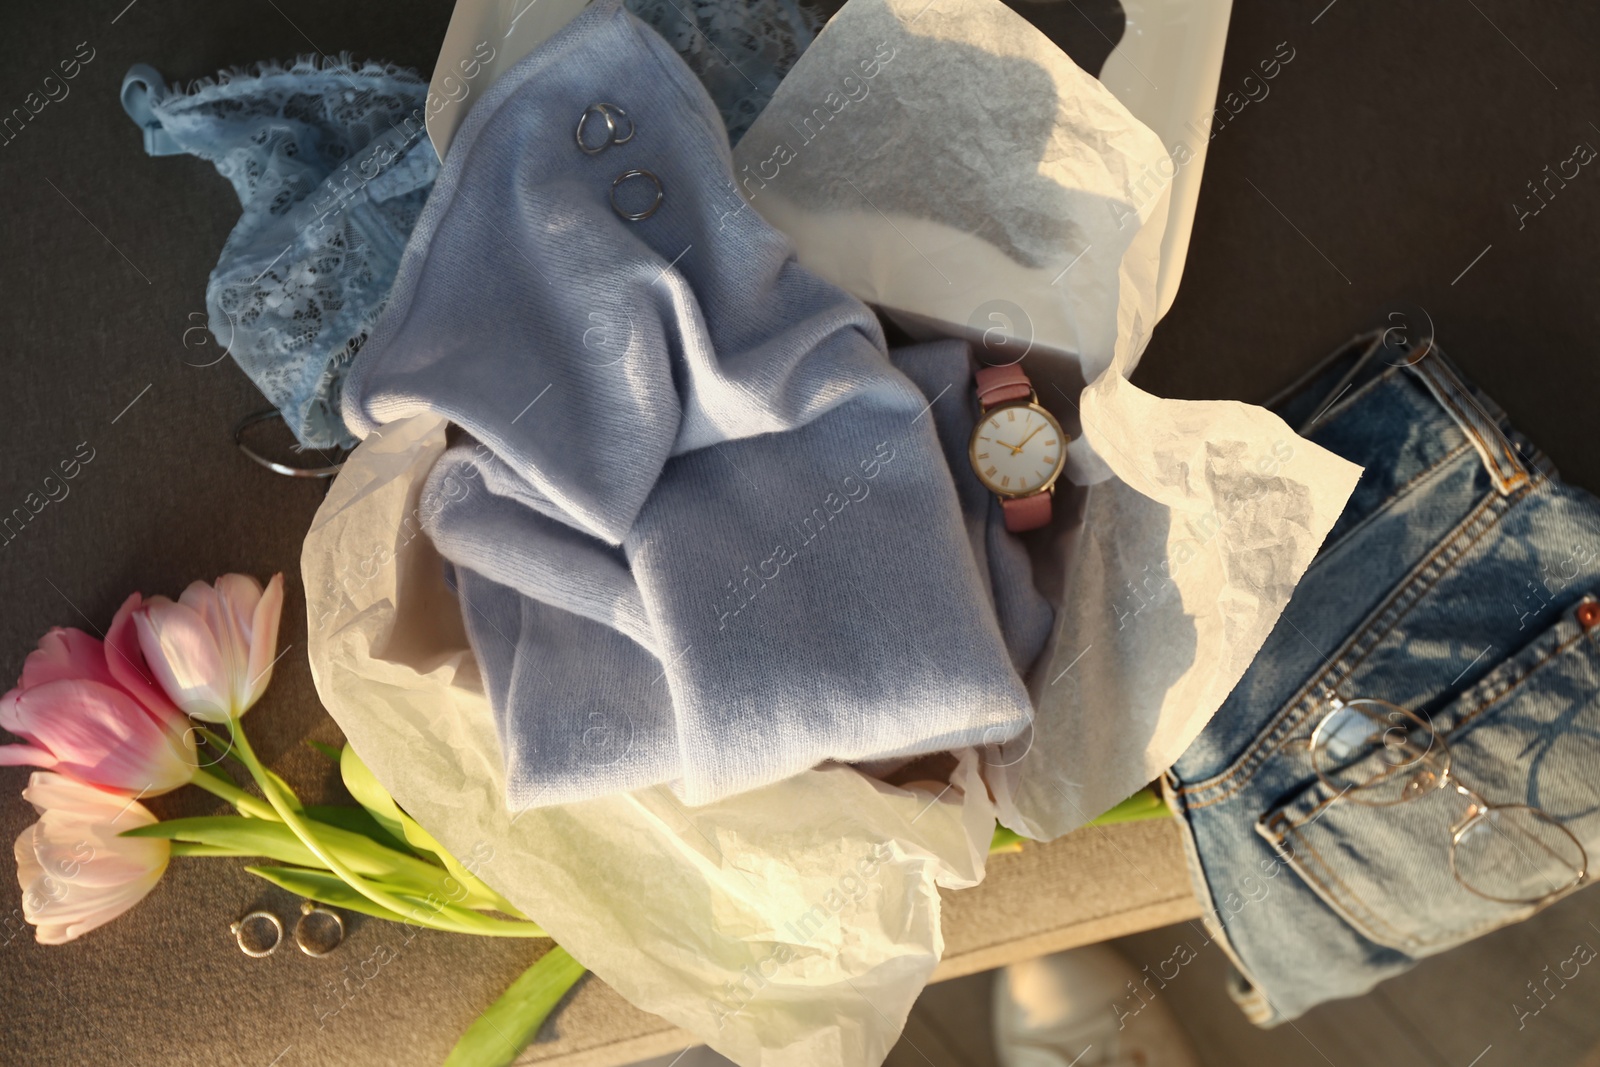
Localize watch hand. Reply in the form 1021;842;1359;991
1014;424;1046;450
994;439;1024;455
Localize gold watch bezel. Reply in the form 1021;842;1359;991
968;399;1069;499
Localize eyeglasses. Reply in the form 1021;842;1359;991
1309;696;1588;906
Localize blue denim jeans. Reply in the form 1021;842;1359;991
1163;330;1600;1024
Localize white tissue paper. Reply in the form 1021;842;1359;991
304;0;1362;1063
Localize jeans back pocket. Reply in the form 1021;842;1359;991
1257;594;1600;956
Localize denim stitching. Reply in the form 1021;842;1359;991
1260;808;1422;948
1312;440;1476;563
1174;420;1504;803
1270;805;1535;952
1274;625;1588;836
1334;481;1532;688
1281;827;1425;948
1161;773;1275;1012
1278;822;1517;952
1446;619;1596;735
1445;386;1523;492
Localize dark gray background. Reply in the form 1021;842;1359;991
0;1;1596;1065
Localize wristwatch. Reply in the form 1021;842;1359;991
968;364;1069;533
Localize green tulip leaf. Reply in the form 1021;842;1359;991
988;789;1167;854
305;738;345;762
304;804;413;854
126;816;324;867
989;824;1025;854
339;744;414;843
443;948;586;1067
1086;787;1170;826
126;816;474;904
341;745;524;916
245;865;545;937
168;842;252;858
244;865;416;923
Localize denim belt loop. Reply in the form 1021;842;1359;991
1405;351;1531;495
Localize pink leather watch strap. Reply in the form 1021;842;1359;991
975;364;1033;407
1001;492;1052;533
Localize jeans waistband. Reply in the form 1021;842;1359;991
1271;331;1534;497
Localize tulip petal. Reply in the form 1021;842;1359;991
23;863;164;936
242;574;285;711
5;682;194;795
33;815;166;888
22;771;122;817
20;628;116;691
21;771;159;827
0;743;59;769
105;593;184;724
179;582;244;712
176;580;223;626
213;574;268;714
214;573;265;639
32;923;79;945
135;601;231;722
130;575;284;722
15;823;43;881
0;687;35;742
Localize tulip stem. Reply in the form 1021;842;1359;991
193;726;247;782
189;767;279;821
226;720;544;939
195;725;234;755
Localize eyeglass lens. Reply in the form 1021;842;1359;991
1311;699;1448;806
1454;804;1586;904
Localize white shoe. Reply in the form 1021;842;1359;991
993;943;1203;1067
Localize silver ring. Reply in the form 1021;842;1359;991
600;103;633;145
294;901;345;957
577;103;633;154
233;409;345;479
610;169;663;221
231;910;283;957
576;104;616;154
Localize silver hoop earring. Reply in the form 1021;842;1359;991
294;901;346;957
610;169;663;221
231;910;283;957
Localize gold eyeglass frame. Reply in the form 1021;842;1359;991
1309;696;1589;907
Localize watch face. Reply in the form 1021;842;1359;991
969;403;1068;497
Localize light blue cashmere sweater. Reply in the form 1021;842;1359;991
343;0;1048;807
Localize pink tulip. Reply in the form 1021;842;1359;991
14;771;169;944
0;624;198;796
16;626;118;691
105;592;184;721
133;573;285;723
